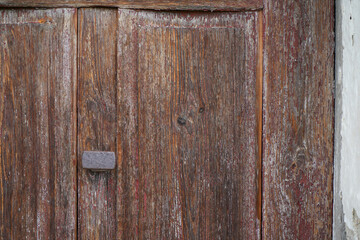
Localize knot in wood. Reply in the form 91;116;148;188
177;117;186;126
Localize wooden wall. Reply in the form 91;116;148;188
0;1;335;239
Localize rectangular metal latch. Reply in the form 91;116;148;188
82;151;116;171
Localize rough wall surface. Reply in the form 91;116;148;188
336;0;360;239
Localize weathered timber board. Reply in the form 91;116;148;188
117;9;261;239
77;8;118;240
0;0;262;11
0;9;77;239
262;0;335;239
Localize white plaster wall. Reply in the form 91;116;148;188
336;0;360;238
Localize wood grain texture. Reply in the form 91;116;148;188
0;9;77;240
77;8;117;240
117;9;260;239
0;0;262;11
262;0;335;239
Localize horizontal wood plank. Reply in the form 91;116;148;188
0;0;262;10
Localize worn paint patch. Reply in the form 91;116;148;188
346;209;360;239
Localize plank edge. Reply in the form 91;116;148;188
0;2;263;11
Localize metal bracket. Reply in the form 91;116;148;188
82;151;116;171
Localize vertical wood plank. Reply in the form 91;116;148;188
0;9;77;239
262;1;335;239
78;8;117;240
117;10;260;239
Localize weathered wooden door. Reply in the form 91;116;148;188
0;1;334;240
